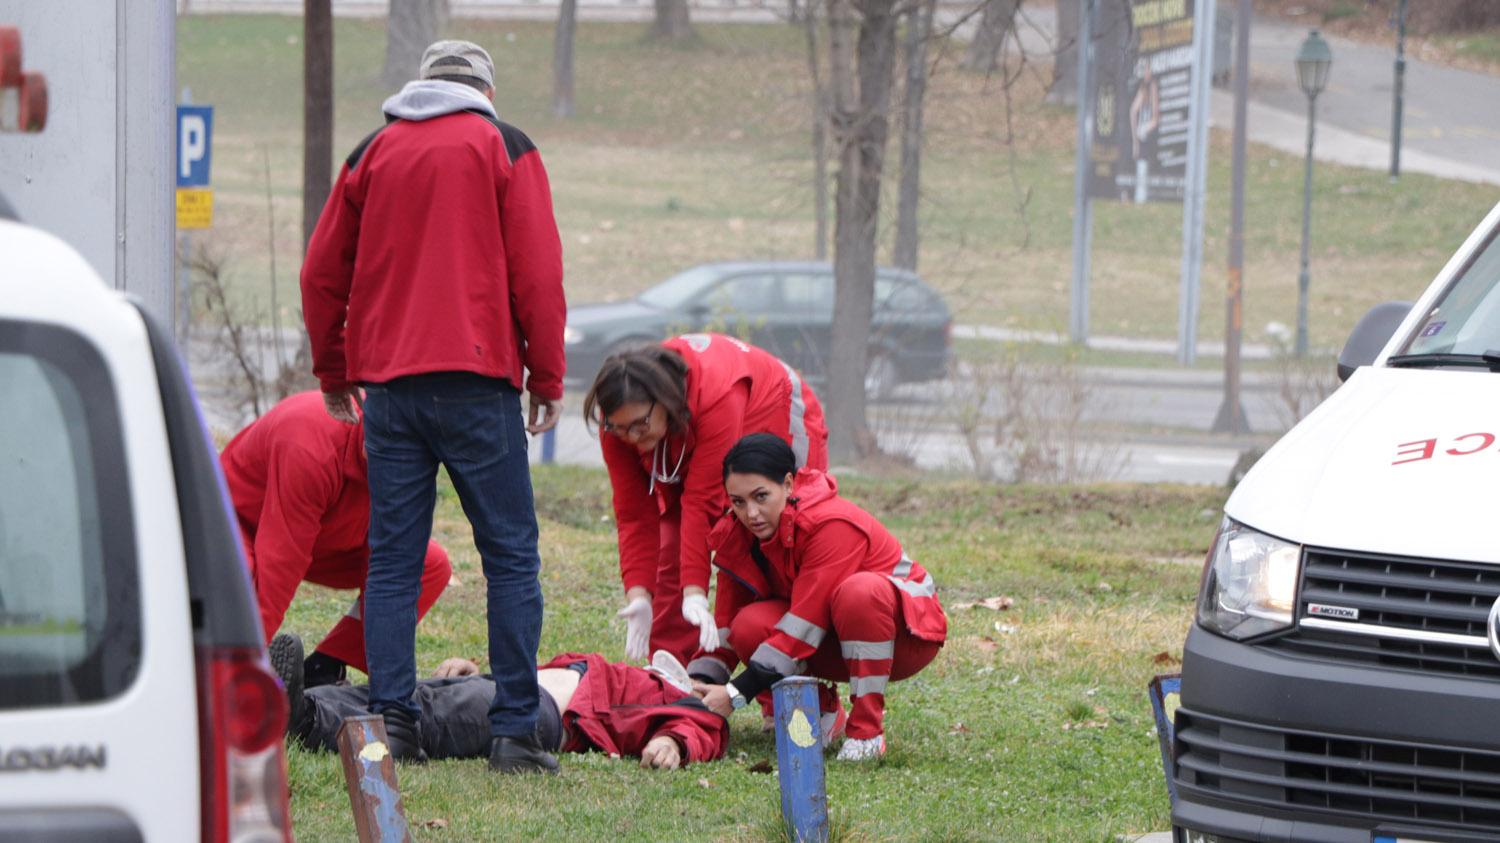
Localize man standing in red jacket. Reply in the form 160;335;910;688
301;39;566;773
220;391;452;687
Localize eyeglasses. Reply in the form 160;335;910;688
601;401;656;440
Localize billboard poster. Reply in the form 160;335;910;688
1088;0;1197;203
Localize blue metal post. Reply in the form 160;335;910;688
335;714;412;843
772;677;829;843
541;426;557;464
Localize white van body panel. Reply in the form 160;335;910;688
1227;199;1500;566
0;220;201;838
1226;366;1500;565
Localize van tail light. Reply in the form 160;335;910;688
197;646;293;843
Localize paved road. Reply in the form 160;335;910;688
527;362;1284;484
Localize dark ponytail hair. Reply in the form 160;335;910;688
581;343;692;434
722;433;797;484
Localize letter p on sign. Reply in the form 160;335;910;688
176;106;213;187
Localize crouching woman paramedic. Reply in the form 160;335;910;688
695;434;947;761
582;334;828;664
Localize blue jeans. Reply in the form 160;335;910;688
361;373;543;739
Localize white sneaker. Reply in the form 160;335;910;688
835;734;886;761
646;650;694;696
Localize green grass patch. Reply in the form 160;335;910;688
1448;32;1500;66
178;15;1497;361
280;466;1222;840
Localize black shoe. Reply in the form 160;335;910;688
268;633;306;738
302;650;348;688
488;734;559;775
380;707;429;764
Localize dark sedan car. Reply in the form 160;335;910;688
564;262;952;397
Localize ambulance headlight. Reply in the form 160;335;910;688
1196;519;1300;641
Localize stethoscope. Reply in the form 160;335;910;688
649;435;688;495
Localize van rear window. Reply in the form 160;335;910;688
0;322;139;709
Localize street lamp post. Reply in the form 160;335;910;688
1294;30;1332;357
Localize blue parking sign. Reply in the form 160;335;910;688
176;106;213;188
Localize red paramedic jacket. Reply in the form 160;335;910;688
541;652;729;765
219;392;373;642
693;469;948;678
301;98;566;399
601;333;829;594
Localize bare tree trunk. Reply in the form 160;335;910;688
1046;0;1078;104
892;0;934;271
964;0;1018;73
827;0;899;461
804;3;830;261
553;0;578;118
303;0;333;250
382;0;449;89
648;0;696;41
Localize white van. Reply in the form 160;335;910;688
1173;200;1500;842
0;214;292;841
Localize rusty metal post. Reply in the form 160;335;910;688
772;677;829;843
336;714;413;843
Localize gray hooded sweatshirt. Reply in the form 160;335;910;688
381;80;496;122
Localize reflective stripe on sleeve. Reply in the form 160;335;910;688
849;674;890;696
780;361;810;468
891;552;914;580
751;642;802;676
717;627;733;649
841;640;895;660
775;612;826;648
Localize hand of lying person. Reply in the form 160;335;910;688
639;735;682;770
432;657;480;678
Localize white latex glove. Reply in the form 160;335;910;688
681;593;719;653
618;596;652;661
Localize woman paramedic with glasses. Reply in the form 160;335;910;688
581;334;829;676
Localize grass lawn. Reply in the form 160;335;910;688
280;465;1224;840
177;15;1498;358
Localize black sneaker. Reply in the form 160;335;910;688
488;734;559;775
380;707;428;764
268;633;305;738
302;650;348;688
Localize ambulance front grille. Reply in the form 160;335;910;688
1264;548;1500;679
1173;707;1500;831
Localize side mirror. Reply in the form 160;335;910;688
1337;301;1413;382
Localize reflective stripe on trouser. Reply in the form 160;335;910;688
726;572;941;741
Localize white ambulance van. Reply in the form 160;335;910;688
1173;200;1500;842
0;210;292;841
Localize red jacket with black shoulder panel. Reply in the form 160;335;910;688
301;103;566;399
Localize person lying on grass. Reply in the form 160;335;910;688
273;633;727;770
687;434;948;762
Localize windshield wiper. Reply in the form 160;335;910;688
1386;350;1500;372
